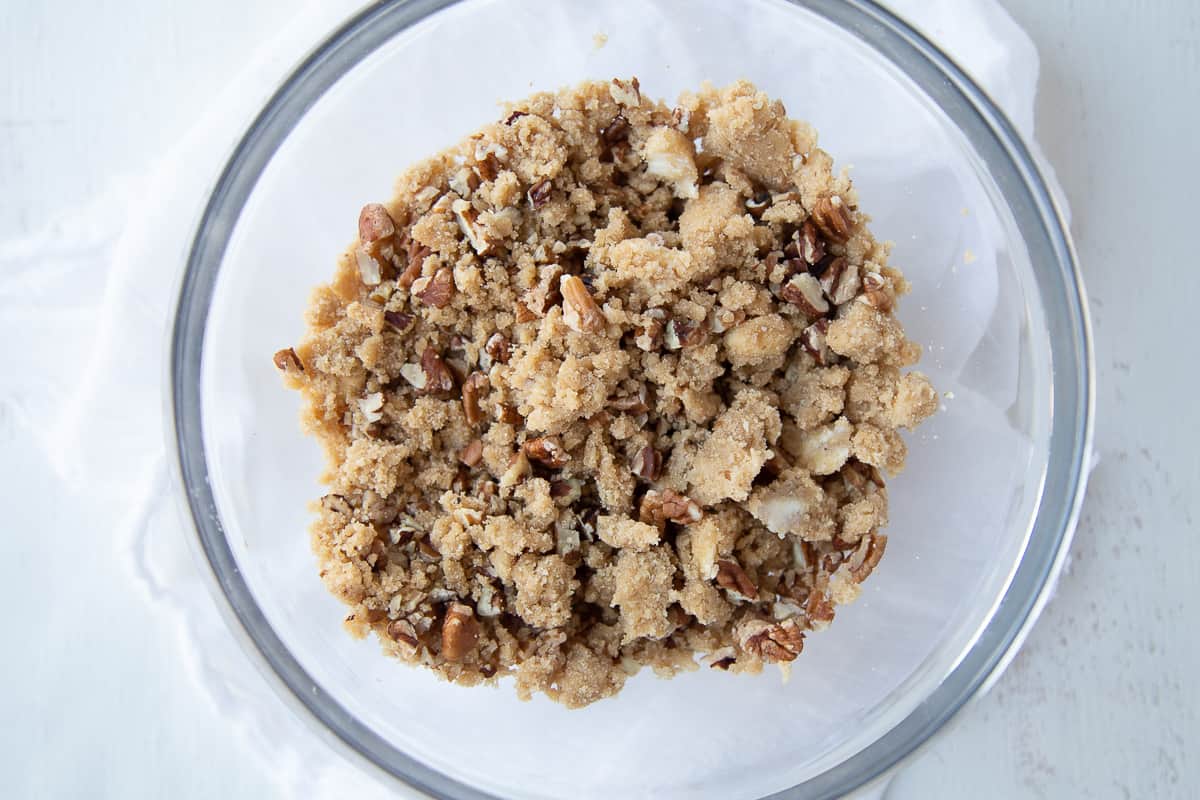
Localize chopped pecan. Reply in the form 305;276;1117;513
514;301;537;324
419;347;455;395
524;264;563;317
388;517;419;546
358;203;396;243
496;404;523;424
560;274;606;333
461;372;488;426
500;450;532;488
819;257;860;305
549;479;577;500
745;191;771;219
800;319;833;365
670;105;691;133
600;114;630;146
630;445;663;481
475;582;504;617
716;559;759;600
441;602;480;661
387;619;419;648
383;311;414;331
663;318;706;350
448;167;481;197
799;220;826;265
805;588;836;631
355;247;383;286
860;271;893;311
398;362;427;390
452;198;493;255
610;385;651;414
841;459;884;492
477;153;501;182
524;436;569;468
528;179;553;209
811;195;854;243
609;77;641;107
738;617;805;662
367;537;389;571
847;534;887;583
785;220;825;266
504;110;528;125
639;489;703;528
397;237;430;289
417;537;440;561
484;332;511;364
780;272;830;317
358;392;384;423
460;439;484;467
634;316;664;351
273;347;303;374
415;266;454;308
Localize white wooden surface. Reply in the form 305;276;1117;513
1;1;1196;797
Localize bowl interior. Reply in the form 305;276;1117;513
196;1;1057;797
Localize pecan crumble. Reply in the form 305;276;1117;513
275;79;936;708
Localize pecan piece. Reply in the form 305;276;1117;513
860;271;893;311
639;489;703;528
716;559;759;600
745;191;771;219
419;347;455;395
847;534;887;583
461;372;488;426
358;203;396;243
504;110;528;125
738;617;805;663
663;318;706;350
397;237;430;290
460;439;484;468
524;436;569;468
452;198;493;255
811;195;854;243
415;266;454;308
383;310;414;331
805;588;836;631
611;385;652;414
560;274;606;333
780;272;830;317
609;77;641;107
819;257;861;305
496;403;523;424
355;247;383;286
799;319;833;365
514;301;537;324
630;445;663;481
387;619;419;648
634;316;664;351
600;114;631;145
785;220;825;266
273;347;303;374
484;332;511;364
357;392;384;423
367;537;389;571
441;602;480;662
527;179;552;209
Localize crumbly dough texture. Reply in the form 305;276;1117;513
275;79;937;708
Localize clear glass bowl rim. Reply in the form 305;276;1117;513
168;1;1095;797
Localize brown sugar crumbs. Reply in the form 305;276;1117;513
275;78;937;708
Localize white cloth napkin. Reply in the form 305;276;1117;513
10;1;1061;797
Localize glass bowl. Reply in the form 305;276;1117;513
169;0;1093;797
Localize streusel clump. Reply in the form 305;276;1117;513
275;78;936;707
